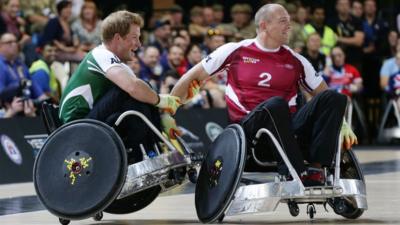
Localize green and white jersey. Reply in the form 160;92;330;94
59;45;134;123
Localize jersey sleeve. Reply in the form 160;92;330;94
201;42;241;75
293;51;323;92
91;47;125;75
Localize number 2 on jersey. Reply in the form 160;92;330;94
258;72;272;87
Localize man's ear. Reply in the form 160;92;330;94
259;20;267;32
113;33;121;41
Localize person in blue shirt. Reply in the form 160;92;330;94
0;33;45;110
29;43;60;102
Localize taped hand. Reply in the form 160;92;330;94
161;113;182;139
340;120;358;150
185;80;201;103
156;94;182;115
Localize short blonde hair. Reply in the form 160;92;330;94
101;10;143;43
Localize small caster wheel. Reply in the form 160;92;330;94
59;218;70;225
307;203;316;219
288;201;299;217
217;213;225;223
93;211;103;221
335;199;348;215
188;168;198;183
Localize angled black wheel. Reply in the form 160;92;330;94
195;124;246;223
34;119;127;220
104;185;161;214
336;150;365;219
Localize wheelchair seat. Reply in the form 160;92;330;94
41;102;62;134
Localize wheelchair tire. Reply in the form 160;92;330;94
34;119;127;220
104;185;161;214
340;208;364;219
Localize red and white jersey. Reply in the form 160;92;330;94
201;38;323;123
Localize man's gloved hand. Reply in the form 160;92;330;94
161;113;182;139
341;120;358;150
185;80;201;103
156;94;182;115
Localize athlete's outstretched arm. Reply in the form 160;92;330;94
170;63;210;102
106;66;159;105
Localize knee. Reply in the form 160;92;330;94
261;96;289;112
318;90;347;107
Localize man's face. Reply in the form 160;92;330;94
352;1;363;18
173;36;188;51
364;0;376;16
42;45;57;63
143;47;160;68
265;7;291;45
155;24;171;41
168;46;183;67
6;0;20;18
0;34;19;60
209;35;225;51
232;12;250;28
313;8;325;25
118;24;141;62
336;0;351;15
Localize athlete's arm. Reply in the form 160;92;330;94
105;66;159;105
309;80;329;97
170;63;209;102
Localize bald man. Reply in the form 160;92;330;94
168;4;358;186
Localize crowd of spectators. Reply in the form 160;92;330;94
0;0;400;142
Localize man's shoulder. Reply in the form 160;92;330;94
88;45;122;65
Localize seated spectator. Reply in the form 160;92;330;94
302;33;327;76
324;46;363;97
185;43;202;70
380;38;400;91
148;19;172;55
172;35;189;53
203;6;215;28
71;0;102;52
168;4;184;30
160;45;186;77
39;0;85;62
388;55;400;109
20;0;56;39
138;46;162;89
1;0;38;65
212;4;224;25
217;3;256;41
286;3;305;53
303;5;337;56
0;33;46;117
1;96;36;118
201;28;226;56
159;69;180;94
188;6;207;42
29;43;61;103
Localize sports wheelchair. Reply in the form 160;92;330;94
195;123;367;223
34;103;202;225
378;97;400;143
